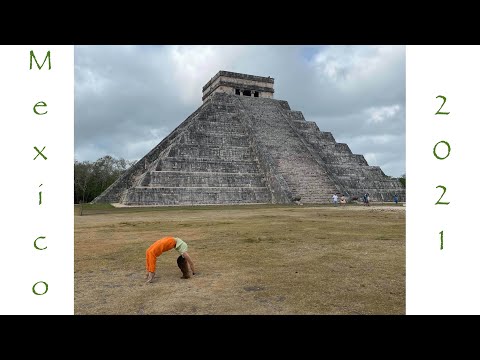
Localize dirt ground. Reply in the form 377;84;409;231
74;204;405;315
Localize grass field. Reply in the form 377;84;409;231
74;203;405;315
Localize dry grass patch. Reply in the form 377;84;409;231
75;204;405;315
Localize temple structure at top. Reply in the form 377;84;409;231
202;71;274;103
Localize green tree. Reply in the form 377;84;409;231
74;156;135;205
399;174;406;187
74;160;94;215
74;160;93;204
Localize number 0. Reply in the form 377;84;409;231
32;281;48;295
435;95;450;115
435;185;450;205
433;140;451;160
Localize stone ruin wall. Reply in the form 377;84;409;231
202;71;275;103
211;85;272;99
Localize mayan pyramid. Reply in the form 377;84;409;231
93;71;405;205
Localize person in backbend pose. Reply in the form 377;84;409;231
145;236;196;283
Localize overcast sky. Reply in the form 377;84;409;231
74;45;405;177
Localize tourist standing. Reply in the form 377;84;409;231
332;193;338;206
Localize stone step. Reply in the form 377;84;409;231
318;154;367;166
179;132;249;147
125;186;272;205
291;120;317;130
286;111;305;121
338;181;405;190
157;158;261;173
185;128;247;137
311;131;336;145
325;164;383;177
291;195;337;201
208;103;238;113
144;171;266;187
278;170;330;177
289;187;338;194
193;121;246;132
167;144;253;160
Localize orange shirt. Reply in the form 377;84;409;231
148;236;176;257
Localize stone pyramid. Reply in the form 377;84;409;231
93;71;405;206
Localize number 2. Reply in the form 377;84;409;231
435;95;450;115
435;185;450;205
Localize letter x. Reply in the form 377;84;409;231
34;146;47;160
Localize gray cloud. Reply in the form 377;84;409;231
75;45;405;177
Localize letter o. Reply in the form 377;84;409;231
433;140;451;160
32;281;48;295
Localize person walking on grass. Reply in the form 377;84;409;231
394;194;399;205
145;236;196;283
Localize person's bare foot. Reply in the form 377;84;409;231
145;272;155;284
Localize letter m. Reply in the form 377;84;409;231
30;50;51;70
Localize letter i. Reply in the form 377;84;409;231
39;184;43;205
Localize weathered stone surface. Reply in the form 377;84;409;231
202;71;274;102
124;187;271;206
146;171;265;188
93;71;405;205
156;159;260;173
